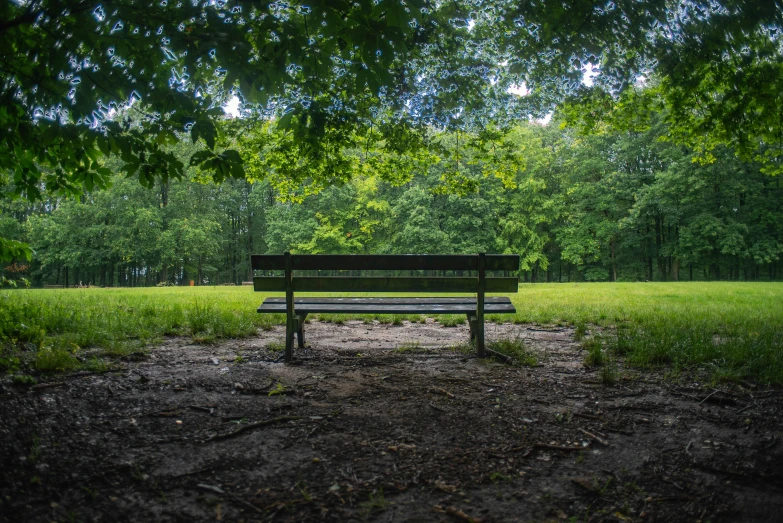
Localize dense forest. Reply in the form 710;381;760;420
2;111;782;287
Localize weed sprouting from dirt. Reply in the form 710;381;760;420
574;322;587;341
266;341;285;353
601;358;619;386
360;488;389;513
28;433;40;463
487;338;538;366
446;343;473;355
582;338;605;367
395;342;423;353
33;346;81;372
11;374;36;386
489;471;512;482
268;382;286;396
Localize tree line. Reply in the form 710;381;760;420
1;112;781;287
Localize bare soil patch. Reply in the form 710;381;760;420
1;320;782;522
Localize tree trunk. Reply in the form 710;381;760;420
611;237;617;282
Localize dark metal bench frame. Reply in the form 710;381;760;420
251;253;519;362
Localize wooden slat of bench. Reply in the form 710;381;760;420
253;276;518;293
251;254;519;272
263;297;512;305
257;299;516;315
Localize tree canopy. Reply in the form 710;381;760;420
3;114;781;288
2;0;783;260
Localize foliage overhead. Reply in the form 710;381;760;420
3;0;783;193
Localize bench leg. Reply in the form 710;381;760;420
285;315;295;362
296;313;307;348
466;313;476;342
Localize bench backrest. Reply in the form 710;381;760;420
251;253;519;293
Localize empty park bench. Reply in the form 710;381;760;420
251;253;520;362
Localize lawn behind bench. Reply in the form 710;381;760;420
1;283;781;383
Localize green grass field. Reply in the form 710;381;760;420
1;283;781;383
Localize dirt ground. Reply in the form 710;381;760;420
1;319;782;522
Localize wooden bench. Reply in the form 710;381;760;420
251;253;520;362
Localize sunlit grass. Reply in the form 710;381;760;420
0;283;781;383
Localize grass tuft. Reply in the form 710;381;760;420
266;341;285;353
395;341;423;353
574;322;588;341
600;358;619;386
487;338;538;366
582;338;605;368
438;315;466;327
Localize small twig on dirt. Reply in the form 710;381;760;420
305;425;320;439
197;484;265;515
429;402;447;412
429;387;455;398
694;411;726;424
699;390;719;404
760;434;777;452
573;412;602;421
737;402;759;414
236;379;275;394
579;428;609;447
189;405;215;413
446;506;481;523
198;483;225;495
646;496;696;502
205;416;301;442
609;404;661;412
605;427;634;436
485;348;513;364
571;477;602;494
601;469;621;481
685;440;693;458
523;443;590;457
32;382;66;391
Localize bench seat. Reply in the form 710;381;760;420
251;253;519;361
258;296;516;314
